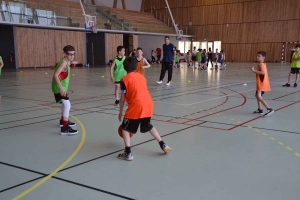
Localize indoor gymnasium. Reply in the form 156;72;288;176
0;0;300;199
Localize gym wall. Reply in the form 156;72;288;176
15;27;85;68
144;0;300;62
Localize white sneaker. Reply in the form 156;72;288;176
166;82;171;86
156;80;163;84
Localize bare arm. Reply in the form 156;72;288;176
249;64;265;75
110;61;116;82
292;54;300;61
142;58;151;69
0;58;3;68
53;61;67;96
118;93;126;122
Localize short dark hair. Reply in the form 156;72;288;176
63;45;75;53
137;47;142;51
117;46;125;53
257;51;266;57
165;36;170;39
295;44;300;48
123;57;137;72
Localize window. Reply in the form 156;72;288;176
214;41;221;52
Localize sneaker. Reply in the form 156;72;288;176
60;120;76;127
253;109;264;114
115;99;120;105
161;144;172;154
294;83;297;87
264;108;274;117
156;80;163;84
60;126;78;136
283;83;290;87
118;152;133;161
166;82;171;86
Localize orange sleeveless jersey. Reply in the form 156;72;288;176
122;72;154;119
136;57;145;76
256;63;271;92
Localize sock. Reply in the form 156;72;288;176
63;120;68;128
116;98;119;100
159;141;165;149
125;147;131;154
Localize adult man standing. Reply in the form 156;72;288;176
156;36;176;86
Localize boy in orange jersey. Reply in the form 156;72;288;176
249;51;274;117
118;57;172;161
135;47;150;76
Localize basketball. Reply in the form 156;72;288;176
118;125;133;138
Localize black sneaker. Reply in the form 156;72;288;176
161;144;172;154
60;126;78;136
115;99;120;105
253;109;264;114
264;108;274;117
283;83;290;87
118;152;133;161
60;120;76;127
294;83;297;87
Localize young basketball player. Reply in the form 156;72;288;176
175;50;180;68
249;51;274;117
197;49;202;69
186;51;191;67
201;50;207;70
118;57;172;161
283;44;300;87
135;47;150;76
52;45;78;135
110;46;127;105
0;55;3;98
192;46;197;68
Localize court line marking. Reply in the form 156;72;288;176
186;81;286;106
204;107;300;159
1;99;86;200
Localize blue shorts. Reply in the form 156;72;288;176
220;59;225;64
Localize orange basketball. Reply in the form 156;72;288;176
118;125;133;138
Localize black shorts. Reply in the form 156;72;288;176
290;68;300;74
157;55;161;59
121;117;153;134
54;93;69;104
114;81;121;84
192;56;197;61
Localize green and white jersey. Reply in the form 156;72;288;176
113;56;127;82
52;58;70;94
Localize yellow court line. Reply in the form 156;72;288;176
286;147;292;151
1;100;86;200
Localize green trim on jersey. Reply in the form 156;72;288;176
52;58;70;94
291;52;300;68
197;52;202;60
113;56;127;82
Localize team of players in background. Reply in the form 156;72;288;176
150;47;227;70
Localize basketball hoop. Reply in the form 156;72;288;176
91;26;98;34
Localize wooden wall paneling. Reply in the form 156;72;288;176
133;35;138;50
105;33;123;63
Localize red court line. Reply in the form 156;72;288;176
181;88;247;124
166;90;229;122
228;100;300;131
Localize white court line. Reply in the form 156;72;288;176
155;81;286;106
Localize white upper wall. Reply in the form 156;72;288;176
95;0;142;12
